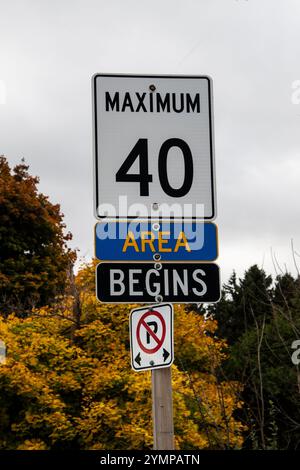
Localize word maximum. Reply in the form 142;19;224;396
105;91;201;113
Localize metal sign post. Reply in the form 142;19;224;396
152;367;174;450
130;304;175;449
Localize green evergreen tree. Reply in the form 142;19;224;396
212;266;273;345
211;266;300;449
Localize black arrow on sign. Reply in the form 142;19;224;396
135;352;141;366
163;348;170;362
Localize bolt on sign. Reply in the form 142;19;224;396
130;304;174;371
92;74;216;220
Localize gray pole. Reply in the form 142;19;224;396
151;367;175;450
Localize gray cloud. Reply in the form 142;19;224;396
0;0;300;282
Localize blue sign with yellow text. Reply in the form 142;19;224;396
95;222;218;261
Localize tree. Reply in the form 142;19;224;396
212;266;273;345
212;266;300;449
0;156;76;315
0;262;245;450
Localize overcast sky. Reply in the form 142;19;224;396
1;0;300;284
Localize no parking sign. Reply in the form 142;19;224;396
129;304;174;371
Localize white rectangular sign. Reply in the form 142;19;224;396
92;74;216;220
129;303;174;371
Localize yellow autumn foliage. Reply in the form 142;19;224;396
0;262;246;450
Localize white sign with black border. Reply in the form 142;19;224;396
129;303;174;371
92;73;216;220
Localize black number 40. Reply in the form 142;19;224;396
116;138;194;197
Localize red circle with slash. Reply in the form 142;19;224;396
136;310;166;354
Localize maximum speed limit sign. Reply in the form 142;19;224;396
92;74;216;220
